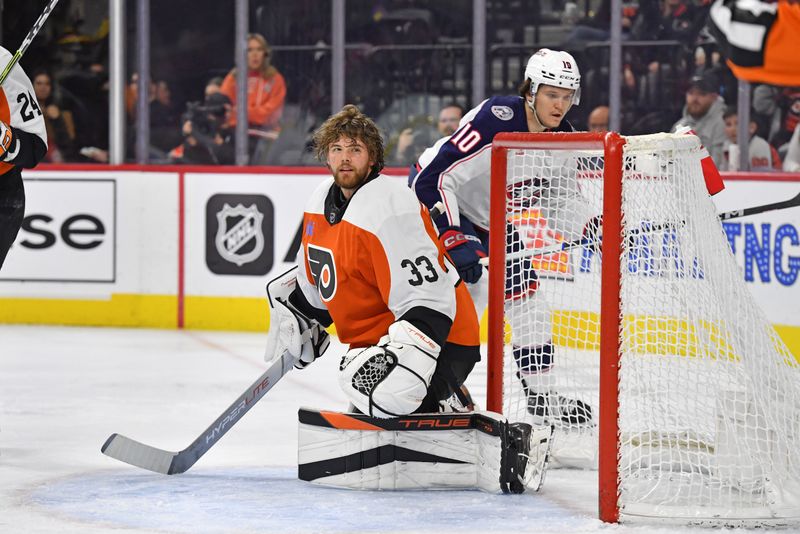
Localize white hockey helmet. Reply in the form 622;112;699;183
524;48;581;106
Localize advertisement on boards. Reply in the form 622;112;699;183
0;178;116;283
184;171;329;298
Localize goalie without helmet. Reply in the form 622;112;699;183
264;104;552;493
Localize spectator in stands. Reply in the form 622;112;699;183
436;103;464;137
221;33;286;135
388;115;435;168
782;124;800;172
125;72;155;121
150;79;181;155
752;85;800;153
32;70;76;162
647;0;711;43
672;72;727;167
721;106;781;172
560;0;634;49
390;104;464;168
205;76;223;98
170;93;234;165
587;105;609;132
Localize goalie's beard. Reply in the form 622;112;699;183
331;160;377;194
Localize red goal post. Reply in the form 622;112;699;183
486;131;800;526
488;131;623;521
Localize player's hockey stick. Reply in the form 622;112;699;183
479;191;800;264
0;0;61;85
101;351;294;474
717;191;800;221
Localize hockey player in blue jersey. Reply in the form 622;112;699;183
410;48;598;426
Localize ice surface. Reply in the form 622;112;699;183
0;325;765;533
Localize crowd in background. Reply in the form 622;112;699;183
4;0;799;171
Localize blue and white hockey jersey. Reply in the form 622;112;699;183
410;95;592;241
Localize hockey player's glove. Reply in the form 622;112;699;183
439;226;487;284
265;267;330;369
581;216;603;255
0;120;14;160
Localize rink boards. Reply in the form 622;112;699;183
0;166;799;354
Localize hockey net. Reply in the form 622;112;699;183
486;131;800;525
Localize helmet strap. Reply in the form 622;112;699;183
527;91;546;132
527;86;572;132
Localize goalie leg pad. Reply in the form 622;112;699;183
501;423;553;494
297;408;552;494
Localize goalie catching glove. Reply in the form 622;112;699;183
264;267;330;369
339;320;440;418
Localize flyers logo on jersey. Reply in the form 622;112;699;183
307;244;337;302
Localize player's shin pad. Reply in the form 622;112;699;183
297;409;552;494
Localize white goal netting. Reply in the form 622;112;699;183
492;132;800;525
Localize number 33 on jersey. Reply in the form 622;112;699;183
298;174;478;349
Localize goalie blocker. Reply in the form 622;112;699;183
298;408;553;494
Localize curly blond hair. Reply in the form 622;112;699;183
313;105;385;173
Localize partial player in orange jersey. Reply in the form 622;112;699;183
264;104;481;417
709;0;800;87
0;45;48;270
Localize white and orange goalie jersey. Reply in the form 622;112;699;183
296;173;479;350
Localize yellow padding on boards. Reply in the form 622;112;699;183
186;296;341;335
184;296;268;331
2;296;798;363
0;294;177;328
548;311;800;365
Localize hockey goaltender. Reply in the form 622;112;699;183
263;104;552;494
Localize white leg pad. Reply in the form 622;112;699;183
297;409;552;494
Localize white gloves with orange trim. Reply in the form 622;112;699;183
0;120;13;160
264;267;330;369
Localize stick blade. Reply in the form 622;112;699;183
101;433;178;475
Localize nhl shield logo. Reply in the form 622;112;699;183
215;203;265;266
206;193;273;275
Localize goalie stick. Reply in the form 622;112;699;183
480;191;800;264
0;0;61;85
101;351;294;474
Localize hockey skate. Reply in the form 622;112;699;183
527;391;593;427
502;422;553;493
